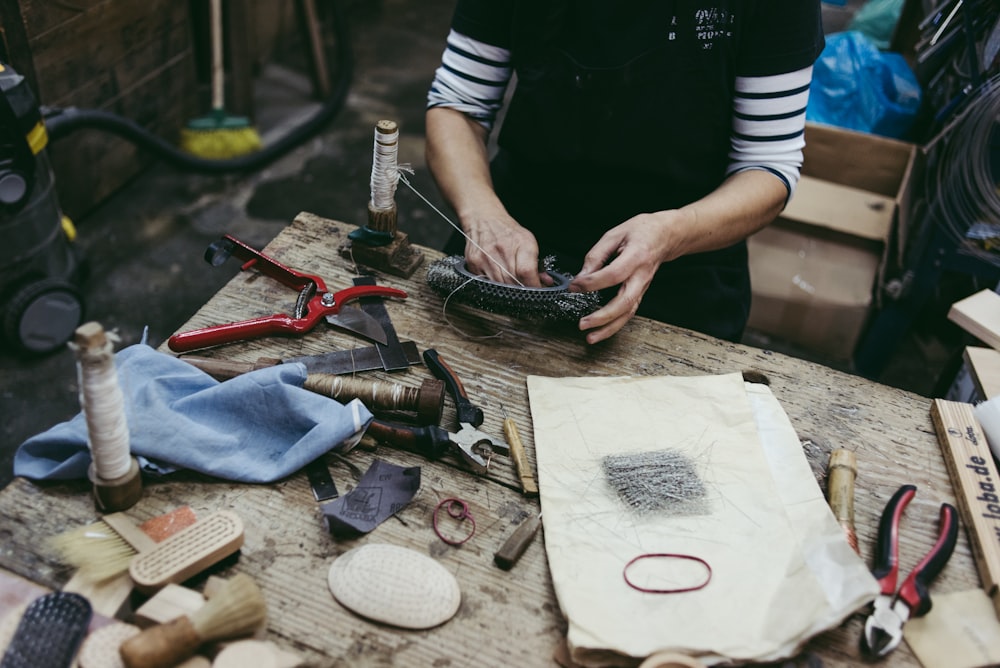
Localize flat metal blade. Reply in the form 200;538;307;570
286;341;421;375
305;459;339;501
353;276;411;371
325;305;388;345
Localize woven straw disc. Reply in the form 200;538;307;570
327;543;461;629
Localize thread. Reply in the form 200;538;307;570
71;322;132;481
602;450;709;517
370;120;399;210
398;172;522;285
304;375;415;412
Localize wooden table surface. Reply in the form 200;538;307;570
0;212;983;667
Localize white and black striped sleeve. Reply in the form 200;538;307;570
726;66;814;197
427;30;513;131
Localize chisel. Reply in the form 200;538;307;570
494;513;542;570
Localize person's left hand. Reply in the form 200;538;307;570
568;211;680;344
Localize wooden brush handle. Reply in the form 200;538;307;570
827;448;859;553
119;615;202;668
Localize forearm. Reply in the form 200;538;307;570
425;107;508;227
425;107;545;285
663;169;787;261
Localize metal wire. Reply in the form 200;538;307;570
924;72;1000;266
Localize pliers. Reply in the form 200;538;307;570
363;350;510;474
365;419;506;475
167;234;407;353
862;484;959;657
422;349;510;469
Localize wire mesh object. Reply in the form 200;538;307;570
425;255;602;322
925;72;1000;266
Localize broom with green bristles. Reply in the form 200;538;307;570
180;0;262;159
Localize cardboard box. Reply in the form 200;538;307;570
746;123;920;362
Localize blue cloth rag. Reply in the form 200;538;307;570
14;344;373;483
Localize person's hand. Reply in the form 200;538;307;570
568;211;681;344
462;212;550;287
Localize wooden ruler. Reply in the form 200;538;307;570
931;398;1000;619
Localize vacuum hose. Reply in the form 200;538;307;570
42;0;352;174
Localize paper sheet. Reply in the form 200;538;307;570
527;373;878;666
905;588;1000;668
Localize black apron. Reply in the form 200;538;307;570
448;3;752;342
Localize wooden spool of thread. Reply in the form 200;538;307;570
72;321;142;511
827;448;859;555
304;375;445;425
367;119;400;237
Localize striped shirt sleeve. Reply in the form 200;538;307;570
427;30;513;131
726;66;814;198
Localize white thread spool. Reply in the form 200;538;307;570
72;321;142;511
370;119;399;211
367;120;400;236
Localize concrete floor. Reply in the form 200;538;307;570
0;0;967;490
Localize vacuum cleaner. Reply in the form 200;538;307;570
0;61;84;355
0;0;353;355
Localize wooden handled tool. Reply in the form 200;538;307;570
501;405;538;496
179;356;444;424
179;355;283;379
827;448;859;554
119;573;266;668
494;513;542;570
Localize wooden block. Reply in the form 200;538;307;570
133;583;205;628
965;346;1000;400
949;290;1000;351
931;399;1000;619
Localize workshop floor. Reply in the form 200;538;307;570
0;0;970;491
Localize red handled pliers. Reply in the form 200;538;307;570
167;234;407;353
862;484;959;657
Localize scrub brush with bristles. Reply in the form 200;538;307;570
179;0;262;159
118;573;267;668
48;512;157;582
48;507;199;583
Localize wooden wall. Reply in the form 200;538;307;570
0;0;299;218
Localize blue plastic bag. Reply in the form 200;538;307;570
806;31;921;140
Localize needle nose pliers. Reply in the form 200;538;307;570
862;484;959;657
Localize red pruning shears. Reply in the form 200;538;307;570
862;484;959;657
167;234;407;353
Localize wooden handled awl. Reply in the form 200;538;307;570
501;406;538;496
494;513;542;570
827;448;859;554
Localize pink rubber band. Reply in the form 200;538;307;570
433;497;476;546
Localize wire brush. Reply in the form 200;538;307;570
425;255;602;322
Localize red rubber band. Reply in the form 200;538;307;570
623;553;712;594
433;497;476;546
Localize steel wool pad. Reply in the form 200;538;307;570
425;255;602;322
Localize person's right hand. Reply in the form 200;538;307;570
461;211;550;288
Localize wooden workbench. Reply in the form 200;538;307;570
0;212;983;666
